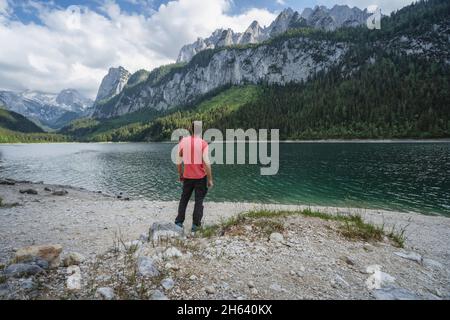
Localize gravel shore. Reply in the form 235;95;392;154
0;180;449;299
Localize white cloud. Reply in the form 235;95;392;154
321;0;414;14
276;0;286;5
0;0;276;98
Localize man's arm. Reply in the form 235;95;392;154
176;148;183;181
203;150;213;188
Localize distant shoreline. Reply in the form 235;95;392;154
1;138;450;145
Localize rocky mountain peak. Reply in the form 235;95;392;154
95;66;131;103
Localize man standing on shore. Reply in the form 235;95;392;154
175;121;213;233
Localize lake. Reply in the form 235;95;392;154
0;142;449;216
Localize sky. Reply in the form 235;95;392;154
0;0;415;98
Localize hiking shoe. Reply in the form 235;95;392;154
175;222;184;228
191;224;200;233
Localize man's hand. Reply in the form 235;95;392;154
208;179;214;188
179;174;184;182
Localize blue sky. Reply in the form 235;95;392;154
0;0;413;97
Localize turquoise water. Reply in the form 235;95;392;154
0;142;449;216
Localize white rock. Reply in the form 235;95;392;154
66;266;82;291
247;281;255;289
95;287;115;300
164;247;183;259
205;286;216;294
423;258;443;269
63;252;85;267
394;251;423;264
189;275;198;281
365;265;396;290
269;233;284;242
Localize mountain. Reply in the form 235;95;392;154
0;89;93;129
79;0;450;142
0;107;44;133
94;66;131;103
176;5;370;63
91;1;449;121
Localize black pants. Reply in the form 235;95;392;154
176;177;208;227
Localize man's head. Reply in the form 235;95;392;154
191;121;202;136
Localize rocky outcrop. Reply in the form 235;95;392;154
94;67;131;103
94;37;347;118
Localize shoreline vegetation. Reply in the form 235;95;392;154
0;179;449;300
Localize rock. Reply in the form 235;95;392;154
0;179;16;185
19;189;38;195
137;257;159;277
19;257;49;270
365;265;396;290
52;190;68;196
161;278;175;290
394;251;423;264
164;247;183;259
363;243;374;252
250;288;258;295
63;252;85;267
44;187;52;192
269;232;284;242
343;256;356;266
149;222;184;243
66;266;82;291
151;289;168;300
20;278;36;291
189;275;198;281
205;286;216;294
4;264;44;278
14;244;62;268
373;287;420;300
247;281;255;289
95;287;115;300
164;262;180;271
269;283;282;291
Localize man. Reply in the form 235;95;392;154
175;121;213;233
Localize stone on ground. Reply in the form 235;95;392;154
95;287;115;300
14;244;62;268
137;256;159;277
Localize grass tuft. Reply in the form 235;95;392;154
198;209;406;248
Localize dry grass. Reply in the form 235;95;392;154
199;209;406;248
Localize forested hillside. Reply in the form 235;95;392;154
58;0;450;142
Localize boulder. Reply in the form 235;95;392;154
149;222;184;243
19;189;38;195
14;244;62;268
63;252;85;267
137;257;159;277
95;287;115;300
4;264;44;278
